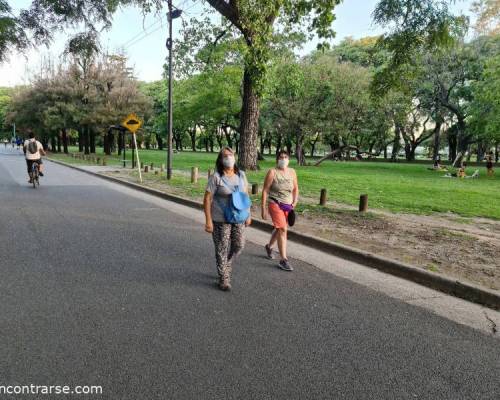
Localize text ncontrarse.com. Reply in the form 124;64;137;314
0;385;103;395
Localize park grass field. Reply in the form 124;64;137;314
51;148;500;220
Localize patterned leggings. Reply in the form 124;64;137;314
212;222;245;279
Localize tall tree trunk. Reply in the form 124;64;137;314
404;142;412;161
83;126;90;155
383;145;388;159
117;132;122;156
62;128;68;154
90;129;96;154
295;143;305;166
78;129;83;152
448;132;457;162
103;131;109;155
57;132;62;153
190;127;197;151
432;121;442;162
50;136;57;152
477;141;486;162
456;118;469;154
495;142;499;163
408;146;416;161
156;134;163;150
391;124;402;162
276;133;282;154
238;68;259;170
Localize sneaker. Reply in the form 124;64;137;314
278;259;293;272
39;172;44;177
265;244;274;259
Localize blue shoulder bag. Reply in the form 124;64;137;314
216;173;251;224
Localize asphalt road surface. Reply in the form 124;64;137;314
0;146;499;400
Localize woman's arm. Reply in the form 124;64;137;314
261;170;274;219
203;191;214;233
292;169;299;208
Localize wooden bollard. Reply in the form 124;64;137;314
359;194;368;212
319;189;327;206
144;165;149;173
252;183;259;195
191;167;198;183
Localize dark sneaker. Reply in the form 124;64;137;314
39;172;44;177
278;259;293;271
265;244;274;259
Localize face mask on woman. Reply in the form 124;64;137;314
277;158;289;169
223;155;235;168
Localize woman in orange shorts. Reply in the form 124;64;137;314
261;150;299;271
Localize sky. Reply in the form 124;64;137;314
0;0;475;87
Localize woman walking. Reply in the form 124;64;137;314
203;147;251;291
261;150;299;271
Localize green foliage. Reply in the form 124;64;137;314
6;54;151;142
470;54;500;143
0;86;12;132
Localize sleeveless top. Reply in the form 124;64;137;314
269;168;294;205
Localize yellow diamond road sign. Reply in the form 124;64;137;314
122;113;142;134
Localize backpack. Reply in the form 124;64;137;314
216;173;251;224
27;140;38;154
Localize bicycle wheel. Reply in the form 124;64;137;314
32;164;38;188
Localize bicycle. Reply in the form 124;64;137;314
30;161;40;188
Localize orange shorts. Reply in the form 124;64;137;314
269;202;288;229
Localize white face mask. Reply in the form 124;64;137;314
277;159;289;169
222;155;235;168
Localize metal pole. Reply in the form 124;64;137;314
166;0;173;180
122;130;126;168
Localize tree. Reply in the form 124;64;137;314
0;87;12;136
4;0;463;168
469;54;500;160
472;0;500;35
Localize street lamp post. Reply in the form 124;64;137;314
166;1;182;180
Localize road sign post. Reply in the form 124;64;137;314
122;113;143;183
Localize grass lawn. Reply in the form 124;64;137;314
51;148;500;219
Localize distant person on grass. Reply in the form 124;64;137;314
203;147;251;291
486;153;494;177
261;150;299;272
23;131;46;183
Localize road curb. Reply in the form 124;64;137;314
47;157;500;311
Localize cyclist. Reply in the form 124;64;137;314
23;132;46;183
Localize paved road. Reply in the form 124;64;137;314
1;147;499;400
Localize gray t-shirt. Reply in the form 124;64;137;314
206;171;249;223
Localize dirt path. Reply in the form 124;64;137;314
104;169;500;292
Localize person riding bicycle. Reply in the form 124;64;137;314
23;132;46;183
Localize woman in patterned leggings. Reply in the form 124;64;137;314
203;148;251;291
